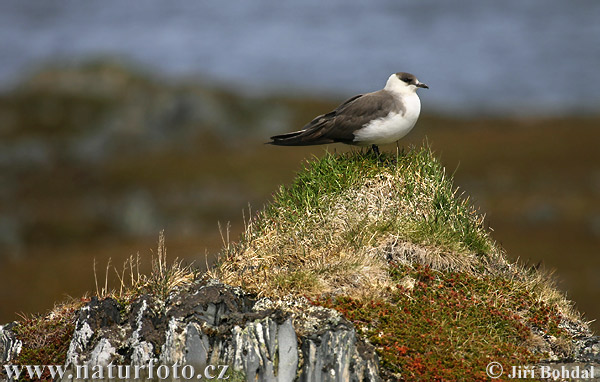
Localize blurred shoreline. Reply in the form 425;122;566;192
2;1;600;115
0;62;598;331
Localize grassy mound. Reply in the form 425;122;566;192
215;147;581;379
6;146;585;380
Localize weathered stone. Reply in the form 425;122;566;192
0;322;21;364
0;280;377;381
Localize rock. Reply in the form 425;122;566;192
0;322;21;365
0;280;379;381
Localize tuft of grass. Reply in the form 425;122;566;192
215;147;503;299
144;230;196;299
93;230;196;301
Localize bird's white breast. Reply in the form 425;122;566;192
353;92;421;146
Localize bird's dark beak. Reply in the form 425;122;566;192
416;82;429;89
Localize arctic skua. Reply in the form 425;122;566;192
268;72;428;155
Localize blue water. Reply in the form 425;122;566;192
1;0;599;115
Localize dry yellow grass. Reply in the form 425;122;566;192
212;148;581;326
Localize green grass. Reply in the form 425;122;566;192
267;147;493;255
217;146;503;298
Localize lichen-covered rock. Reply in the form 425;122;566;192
43;280;379;381
0;323;21;365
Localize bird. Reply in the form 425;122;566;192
268;72;428;155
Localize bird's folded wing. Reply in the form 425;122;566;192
269;90;401;145
314;90;402;142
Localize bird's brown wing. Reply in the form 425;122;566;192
269;91;402;146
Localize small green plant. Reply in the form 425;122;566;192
315;264;566;381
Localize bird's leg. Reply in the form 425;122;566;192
371;144;381;156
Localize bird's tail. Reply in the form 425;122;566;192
268;129;333;146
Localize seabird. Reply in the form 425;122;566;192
268;72;428;155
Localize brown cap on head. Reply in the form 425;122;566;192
395;72;428;89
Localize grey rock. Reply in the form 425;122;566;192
0;323;21;364
302;329;377;382
0;280;379;381
277;319;299;381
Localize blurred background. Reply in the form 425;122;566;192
0;1;599;330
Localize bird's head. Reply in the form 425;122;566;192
385;72;428;94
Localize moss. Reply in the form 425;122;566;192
11;302;82;381
315;264;565;381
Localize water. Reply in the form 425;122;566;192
1;0;599;115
